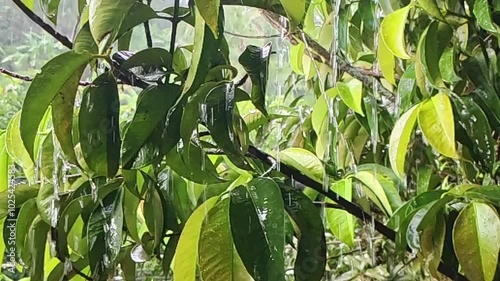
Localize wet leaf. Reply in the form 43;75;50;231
89;0;136;52
453;202;500;281
143;176;164;248
79;72;121;178
15;198;37;261
28;217;49;281
74;22;98;54
238;43;272;116
20;51;92;161
87;189;124;279
279;148;325;183
397;64;417;112
418;93;458;158
173;197;218;281
353;171;394;216
230;178;285;281
117;2;159;38
389;104;419;179
280;185;326;281
122;84;181;168
381;5;412;59
0;133;11;192
465;186;500;207
420;213;446;279
326;178;355;247
200;198;253;281
452;96;494;172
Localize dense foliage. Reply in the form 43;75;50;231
2;0;500;280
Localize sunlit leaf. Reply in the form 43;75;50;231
279;148;324;183
337;80;364;116
380;5;411;59
473;0;498;32
326;178;355;247
417;0;446;21
199;198;253;281
377;34;396;85
194;0;220;38
418;93;458;158
353;171;394;216
453;202;500;281
279;0;307;27
389;104;419;179
173;197;218;281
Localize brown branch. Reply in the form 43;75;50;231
0;67;94;86
261;11;394;97
11;0;73;49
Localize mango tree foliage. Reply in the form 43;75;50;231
2;0;500;280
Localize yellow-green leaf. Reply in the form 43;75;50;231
173;197;218;281
353;171;393;216
326;178;355;247
417;0;446;22
473;0;498;33
194;0;220;38
389;104;420;179
337;80;364;116
418;93;458;158
453;202;500;281
279;0;307;27
377;34;396;85
381;5;412;59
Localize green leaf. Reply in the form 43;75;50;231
0;184;39;220
87;189;124;279
194;0;220;38
121;85;181;168
205;83;250;169
417;0;446;21
465;186;500;207
15;198;37;260
20;51;93;160
377;34;396;84
279;148;325;183
79;72;121;178
74;22;98;54
420;214;446;279
353;171;394;216
326;178;355;247
452;96;495;171
0;133;11;192
453;202;500;281
380;5;411;59
40;0;61;24
199;198;252;281
117;2;159;38
36;183;59;227
389;104;419;179
143;176;164;248
473;0;498;32
280;185;326;281
279;0;307;27
418;21;453;87
28;217;49;281
123;188;141;243
397;64;417;112
238;43;272;116
89;0;136;52
121;48;173;71
439;47;461;83
173;196;218;281
51;64;86;166
230;178;285;281
182;7;218;97
166;142;221;184
21;0;35;10
40;132;54;180
418;93;458;158
337;80;364;116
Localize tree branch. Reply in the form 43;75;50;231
11;0;73;49
225;30;281;39
1;67;95;86
261;11;394;97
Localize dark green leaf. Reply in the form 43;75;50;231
230;178;285;281
79;72;120;178
238;43;271;116
28;217;49;281
20;51;92;160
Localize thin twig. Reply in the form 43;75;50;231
225;30;281;39
1;67;94;86
11;0;73;49
144;0;153;48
